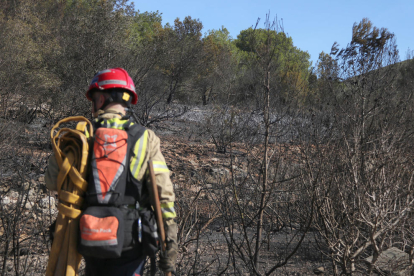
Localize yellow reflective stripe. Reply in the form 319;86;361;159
130;130;148;178
162;212;177;218
107;126;121;130
153;161;169;173
107;118;134;129
161;202;174;209
161;202;176;218
162;212;176;219
95;118;134;130
105;118;130;124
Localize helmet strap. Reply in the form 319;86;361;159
100;96;114;111
92;98;100;114
108;90;132;107
94;89;132;111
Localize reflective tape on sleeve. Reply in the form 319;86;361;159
161;202;176;219
152;161;169;173
130;130;148;179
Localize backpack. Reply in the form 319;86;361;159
77;118;160;259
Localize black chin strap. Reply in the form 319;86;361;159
92;89;133;113
93;99;99;114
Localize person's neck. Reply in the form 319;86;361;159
104;104;126;116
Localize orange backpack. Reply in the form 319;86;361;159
78;119;159;259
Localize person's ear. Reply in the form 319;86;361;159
94;94;106;111
98;94;106;107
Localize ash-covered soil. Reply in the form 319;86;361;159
0;107;330;275
148;112;330;276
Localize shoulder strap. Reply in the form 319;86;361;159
126;123;146;140
125;123;146;159
122;123;147;205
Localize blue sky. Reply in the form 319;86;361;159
132;0;413;66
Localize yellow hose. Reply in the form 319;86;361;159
46;117;93;276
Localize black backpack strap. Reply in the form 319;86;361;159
126;123;146;161
92;118;108;132
91;118;100;131
123;123;147;205
127;123;146;139
150;256;157;276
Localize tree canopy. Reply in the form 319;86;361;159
0;1;410;117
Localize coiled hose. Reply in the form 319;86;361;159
46;116;93;276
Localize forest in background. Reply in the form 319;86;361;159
1;0;414;275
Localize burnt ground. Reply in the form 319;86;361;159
146;117;331;276
0;108;331;276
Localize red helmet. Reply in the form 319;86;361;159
86;68;138;105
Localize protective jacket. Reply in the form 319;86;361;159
45;109;177;270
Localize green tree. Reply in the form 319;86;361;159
159;16;204;104
196;27;239;105
313;51;340;107
126;10;166;90
45;0;135;118
0;0;60;122
235;27;311;106
129;10;162;44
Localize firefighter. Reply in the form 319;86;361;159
45;68;177;276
